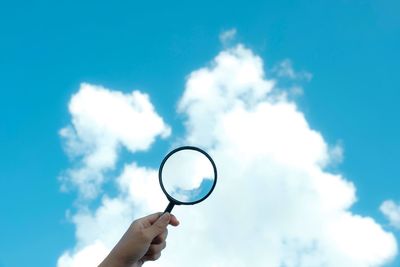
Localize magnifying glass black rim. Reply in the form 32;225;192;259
158;145;217;206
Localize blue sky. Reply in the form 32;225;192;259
1;0;400;266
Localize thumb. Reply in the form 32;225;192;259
144;212;170;239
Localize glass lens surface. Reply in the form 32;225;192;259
161;149;215;203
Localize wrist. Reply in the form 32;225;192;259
99;253;135;267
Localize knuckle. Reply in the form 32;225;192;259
148;245;157;254
151;235;161;244
147;253;161;261
154;252;161;260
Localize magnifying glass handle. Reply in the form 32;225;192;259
164;202;175;213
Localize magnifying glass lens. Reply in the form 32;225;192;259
160;148;216;205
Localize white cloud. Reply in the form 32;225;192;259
178;44;274;148
59;83;170;198
58;164;168;267
58;45;397;267
381;200;400;229
58;241;109;267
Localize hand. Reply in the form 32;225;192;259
99;212;180;267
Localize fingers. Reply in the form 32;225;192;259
143;242;167;261
150;215;178;244
169;214;180;226
142;252;161;262
152;228;168;244
143;213;171;239
140;212;180;243
141;212;179;226
141;212;163;224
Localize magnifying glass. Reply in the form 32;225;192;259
159;146;217;213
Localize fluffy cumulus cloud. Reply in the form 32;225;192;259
59;84;171;198
58;43;398;267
